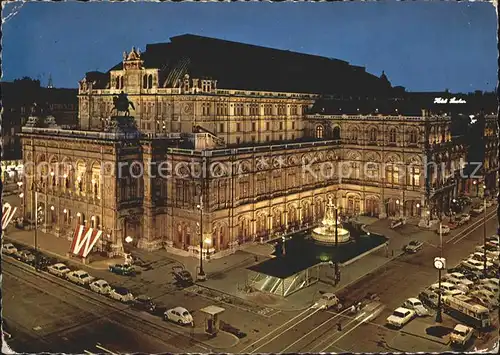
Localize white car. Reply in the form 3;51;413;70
2;243;18;255
386;307;415;328
470;290;498;308
164;307;194;326
470;252;493;263
402;298;429;317
475;283;499;295
89;279;112;295
47;263;71;277
480;278;499;287
109;287;134;303
474;245;499;259
444;273;474;288
461;259;493;271
313;293;342;310
436;225;450;235
66;270;95;286
430;282;464;296
460;214;471;223
450;324;474;346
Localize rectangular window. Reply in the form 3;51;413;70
266;122;270;131
236;137;241;145
237;123;241;132
266;135;270;142
279;134;283;141
279;122;283;130
251;136;256;142
291;134;295;140
292;122;295;130
219;123;224;133
252;122;256;131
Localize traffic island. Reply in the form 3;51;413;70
399;318;453;345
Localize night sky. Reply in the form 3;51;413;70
2;1;497;92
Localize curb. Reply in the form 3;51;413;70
205;330;240;350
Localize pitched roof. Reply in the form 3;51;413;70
107;34;396;95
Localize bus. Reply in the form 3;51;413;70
442;294;491;329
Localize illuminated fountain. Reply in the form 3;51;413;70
311;197;351;245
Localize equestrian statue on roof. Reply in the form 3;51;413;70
112;91;135;116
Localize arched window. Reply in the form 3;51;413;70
143;75;148;89
119;76;123;89
148;74;153;89
409;129;418;144
332;126;341;140
351;127;358;142
115;77;120;89
369;127;378;143
316;125;324;139
389;128;397;143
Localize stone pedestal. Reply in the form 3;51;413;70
137;238;163;251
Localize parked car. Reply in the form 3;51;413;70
469;294;496;310
133;295;157;313
390;218;406;229
164;307;194;326
485;200;494;208
89;279;112;295
470;290;498;308
430;282;464;296
16;250;36;265
470;206;485;216
2;243;18;256
418;289;439;309
66;270;95;286
474;282;499;295
486;235;499;243
443;279;470;294
403;240;424;253
474;245;499;259
47;263;71;277
313;293;342;310
402;298;429;317
469;252;493;263
109;264;135;276
450;324;474;346
460;214;471;224
461;259;493;272
109;287;134;303
172;266;194;287
436;225;451;235
480;278;499;287
447;221;460;230
458;196;472;205
386;307;415;328
443;272;474;288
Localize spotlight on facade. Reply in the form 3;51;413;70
17;181;23;187
19;193;24;198
416;203;420;208
125;236;133;243
50;206;55;211
77;212;81;217
63;209;67;213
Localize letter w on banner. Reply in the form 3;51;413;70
2;204;18;230
69;225;103;258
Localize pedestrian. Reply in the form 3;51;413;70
350;305;356;313
356;302;362;312
336;321;342;331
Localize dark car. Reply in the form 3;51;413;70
109;264;135;276
403;240;423;253
133;295;157;313
17;250;36;264
172;266;193;287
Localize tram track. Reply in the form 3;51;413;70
2;257;209;353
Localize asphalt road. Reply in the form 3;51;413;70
233;207;499;353
2;259;209;354
3;204;498;353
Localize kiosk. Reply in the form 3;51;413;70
199;305;225;337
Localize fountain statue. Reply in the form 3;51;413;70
311;197;351;245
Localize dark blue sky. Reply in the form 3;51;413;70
2;1;497;92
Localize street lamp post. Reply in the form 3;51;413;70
334;204;340;284
434;257;446;323
197;196;206;281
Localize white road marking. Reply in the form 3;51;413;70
279;307;352;353
240;306;317;353
309;311;366;352
452;213;497;245
320;314;372;352
250;307;322;353
95;344;119;355
446;210;496;244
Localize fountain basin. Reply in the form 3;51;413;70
311;226;351;245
